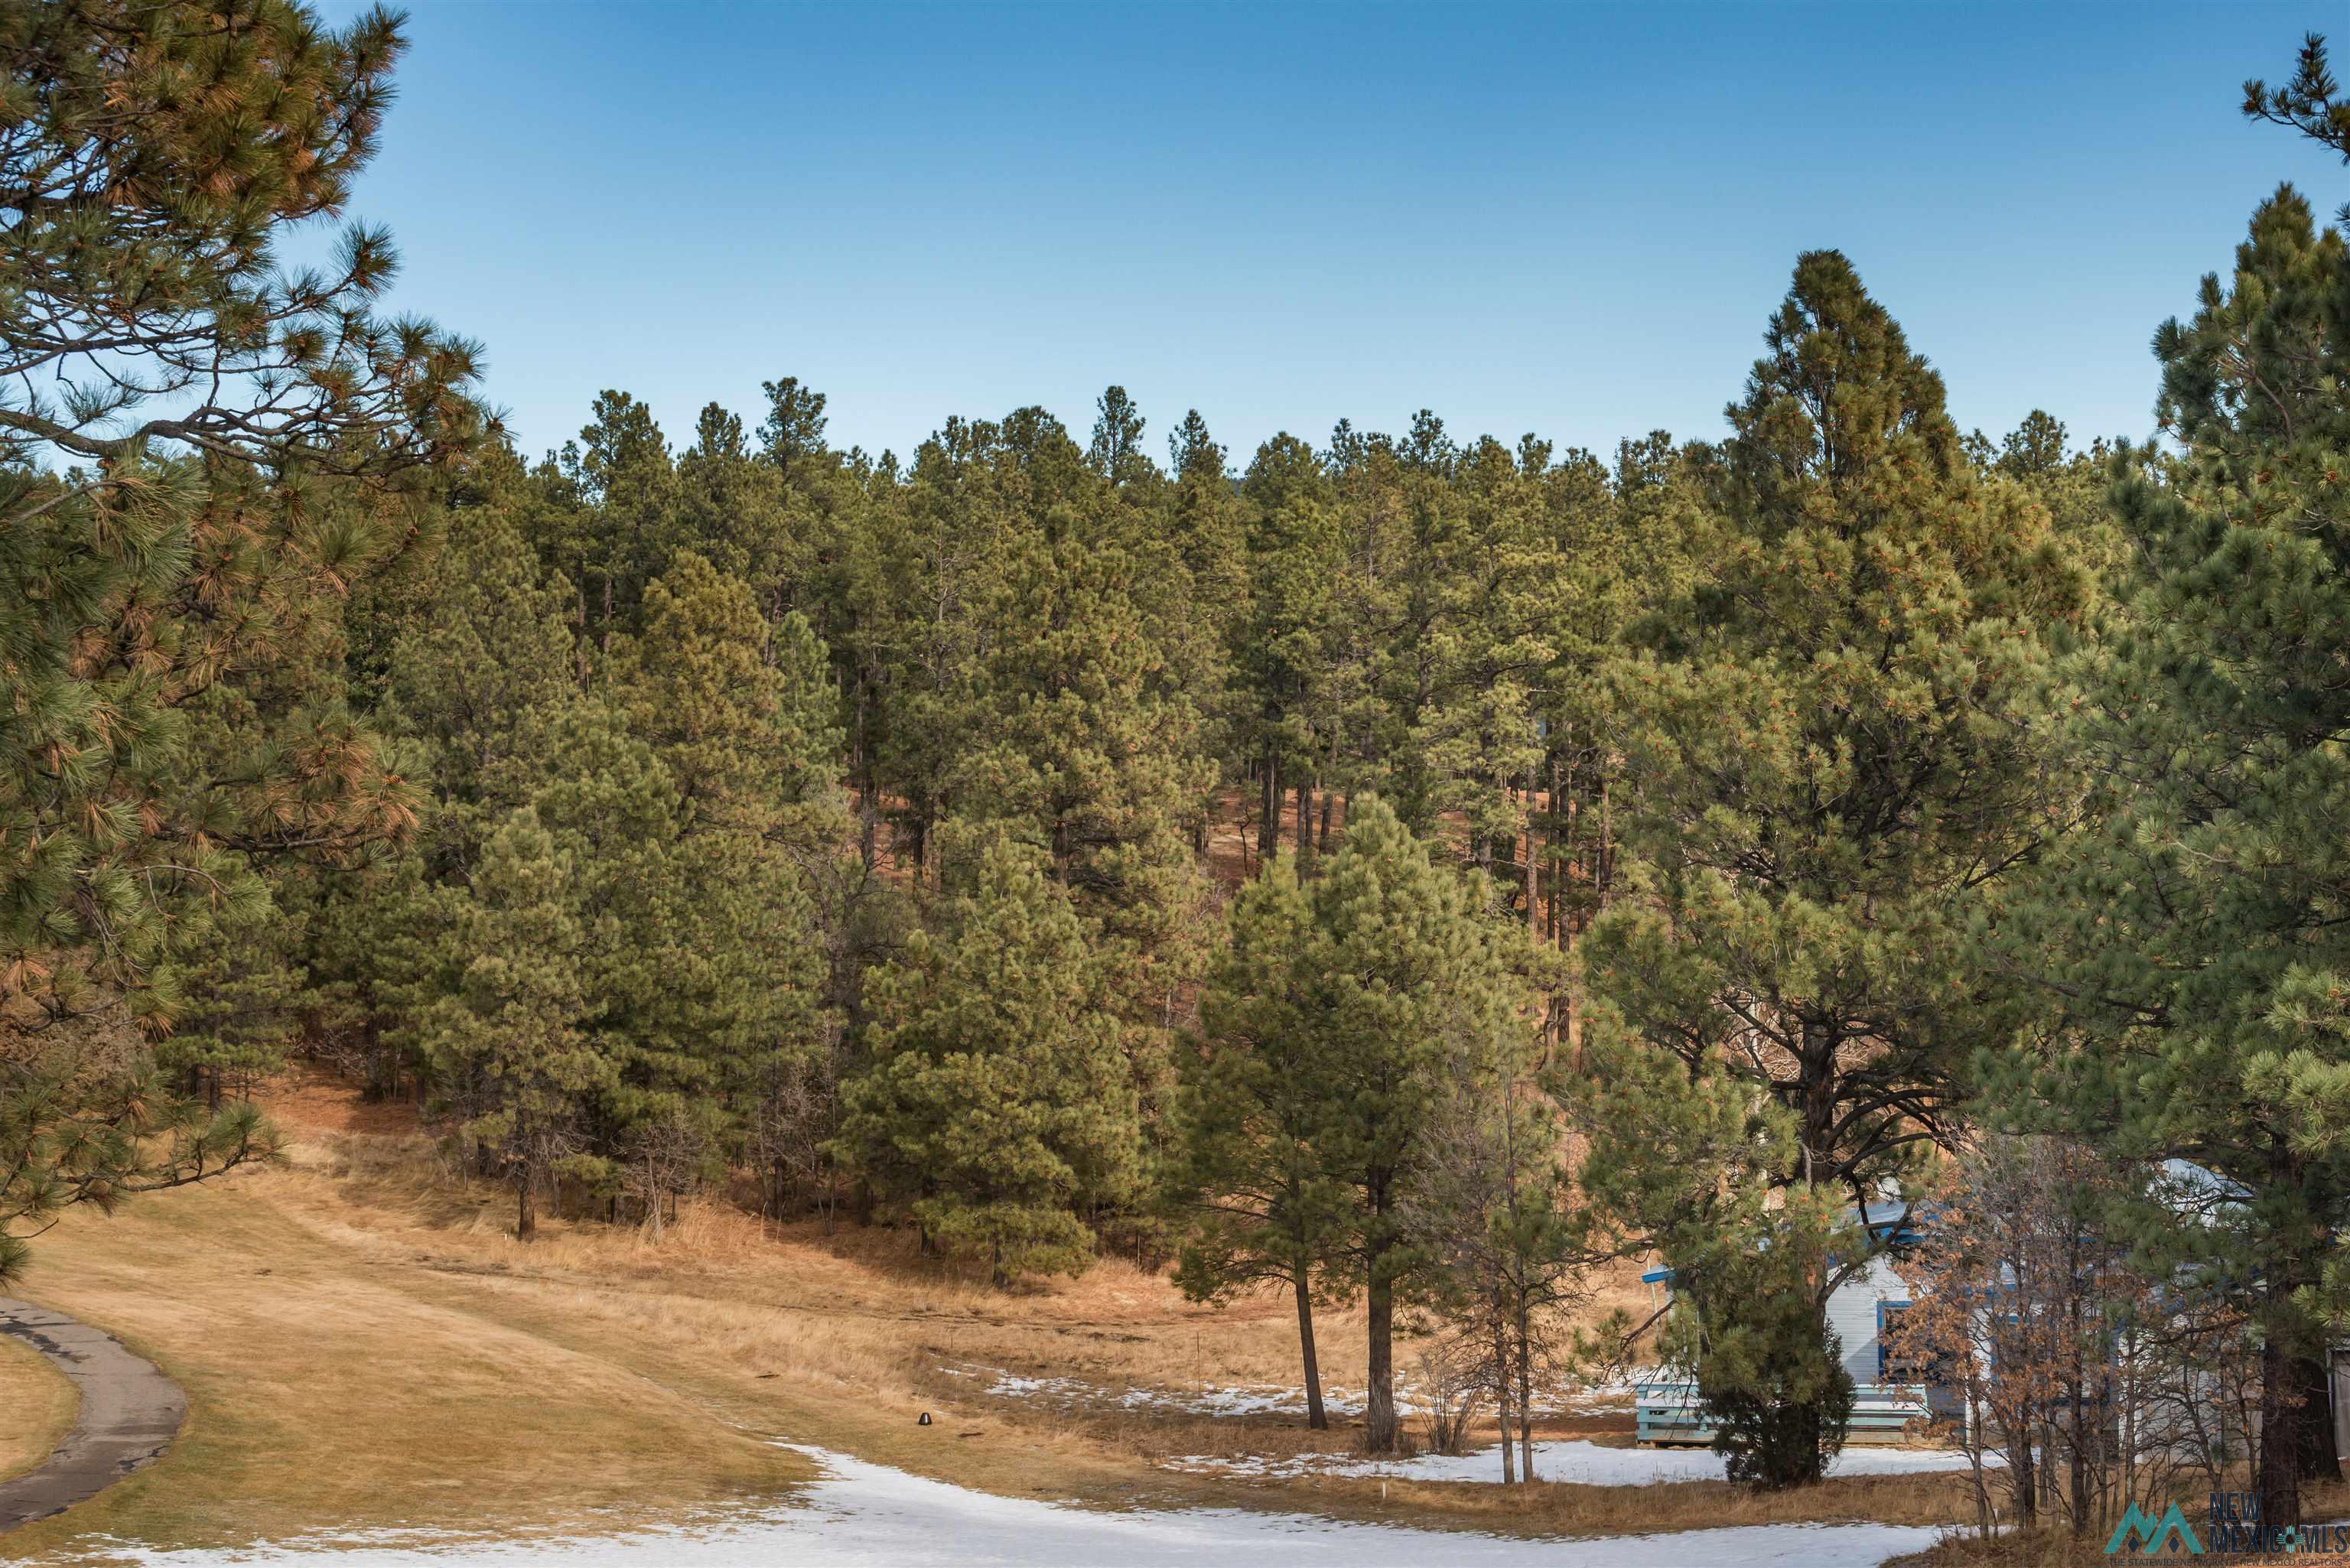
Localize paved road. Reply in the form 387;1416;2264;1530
0;1299;184;1531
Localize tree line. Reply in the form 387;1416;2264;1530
7;0;2350;1539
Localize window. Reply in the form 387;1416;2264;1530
1877;1300;1914;1383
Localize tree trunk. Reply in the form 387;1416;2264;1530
1517;1300;1538;1481
2259;1322;2306;1534
2065;1253;2088;1534
1365;1264;1398;1453
1294;782;1312;862
1294;1274;1328;1431
855;691;878;872
1524;763;1541;935
1597;773;1614;909
2007;1408;2037;1528
1259;756;1281;863
2296;1348;2341;1481
2066;1356;2087;1532
516;1166;536;1241
1496;1316;1517;1485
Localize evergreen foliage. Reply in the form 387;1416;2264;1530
1173;797;1525;1451
1581;249;2085;1479
838;831;1141;1285
1999;177;2350;1527
0;0;480;1278
22;18;2350;1534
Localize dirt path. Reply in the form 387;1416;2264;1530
0;1299;184;1531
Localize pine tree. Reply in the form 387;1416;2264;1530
557;391;679;646
589;554;838;1176
838;831;1141;1286
851;412;1029;872
0;0;480;1274
154;890;315;1111
1087;385;1157;493
2004;181;2350;1527
1235;433;1382;873
1573;1001;1860;1488
758;376;832;484
1584;251;2085;1483
422;809;610;1240
1171;854;1352;1429
1191;795;1524;1451
674;402;800;608
950;525;1212;965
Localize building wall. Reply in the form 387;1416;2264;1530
1828;1254;1911;1391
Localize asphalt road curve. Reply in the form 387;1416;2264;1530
0;1298;184;1531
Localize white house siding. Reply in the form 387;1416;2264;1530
1829;1256;1911;1391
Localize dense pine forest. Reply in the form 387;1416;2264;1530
11;2;2350;1553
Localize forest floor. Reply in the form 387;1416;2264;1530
1;1065;1997;1564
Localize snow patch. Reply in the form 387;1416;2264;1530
96;1442;1944;1566
1168;1436;1986;1486
949;1362;1634;1420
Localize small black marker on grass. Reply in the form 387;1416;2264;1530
918;1411;933;1426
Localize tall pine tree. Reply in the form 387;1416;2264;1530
1584;251;2085;1483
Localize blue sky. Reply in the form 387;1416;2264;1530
320;2;2347;469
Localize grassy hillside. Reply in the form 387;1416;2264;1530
2;1069;1995;1563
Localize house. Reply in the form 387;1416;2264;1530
1635;1175;2350;1460
1636;1199;1936;1447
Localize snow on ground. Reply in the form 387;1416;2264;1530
101;1443;1944;1567
1169;1437;1988;1486
943;1362;1635;1420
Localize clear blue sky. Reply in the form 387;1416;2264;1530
320;1;2347;469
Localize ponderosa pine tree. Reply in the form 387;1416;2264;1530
570;553;836;1190
837;831;1142;1286
1235;432;1386;873
1388;431;1554;866
1572;1004;1861;1488
2000;179;2350;1527
424;809;609;1241
1583;250;2086;1484
1195;795;1525;1452
1088;385;1157;494
854;412;1041;875
759;376;832;484
154;893;315;1111
313;510;584;1100
674;404;801;613
951;523;1212;965
1165;408;1250;626
0;0;480;1276
1172;854;1352;1429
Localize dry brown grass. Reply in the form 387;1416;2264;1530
0;1332;75;1486
0;1173;815;1563
1879;1479;2350;1567
0;1065;1977;1560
